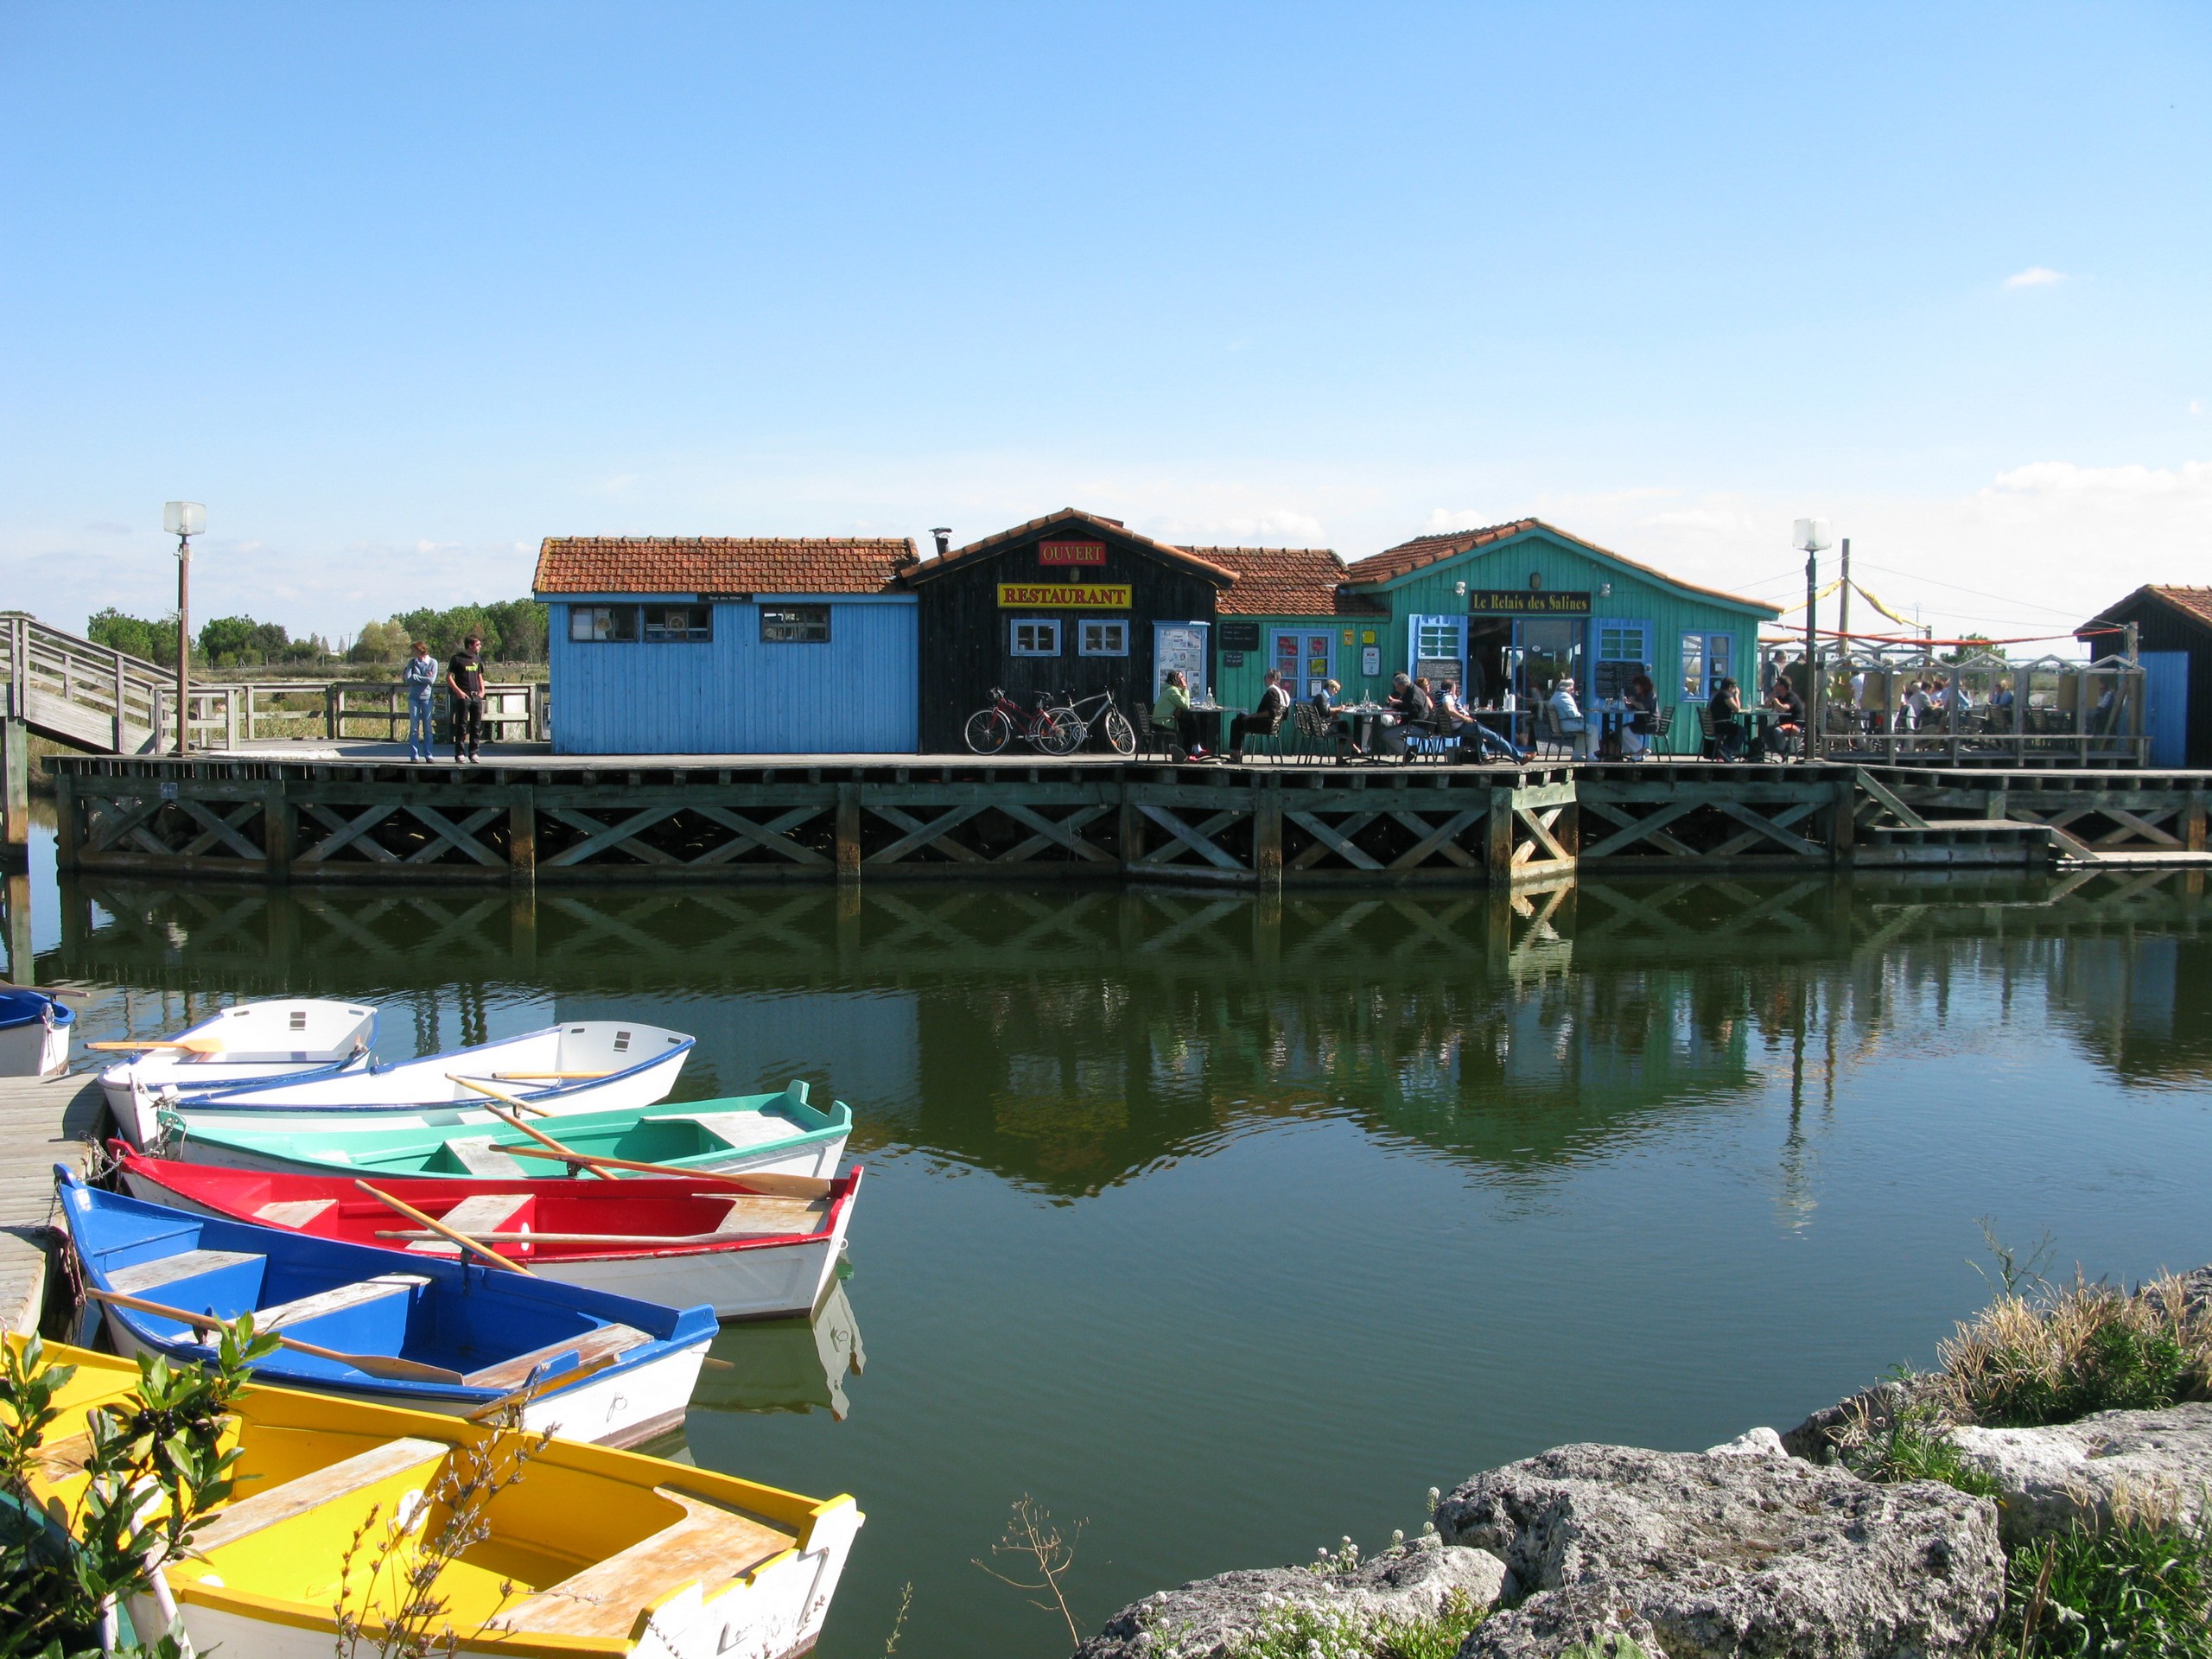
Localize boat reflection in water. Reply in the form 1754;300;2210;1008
692;1278;867;1421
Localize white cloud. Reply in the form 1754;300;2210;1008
2191;399;2203;417
2003;266;2067;289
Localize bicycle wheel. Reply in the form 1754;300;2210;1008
1033;715;1083;756
1103;709;1136;756
964;708;1014;754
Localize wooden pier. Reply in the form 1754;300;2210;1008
0;1071;99;1336
45;753;2212;887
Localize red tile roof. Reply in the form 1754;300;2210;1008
1186;547;1389;616
1342;518;1778;615
534;537;915;596
899;508;1237;586
2081;585;2212;634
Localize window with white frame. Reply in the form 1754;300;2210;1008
1597;621;1649;664
1077;619;1128;657
1011;619;1061;657
1681;631;1732;698
569;605;639;643
1415;618;1463;661
760;604;830;644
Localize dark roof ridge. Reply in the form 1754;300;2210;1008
899;508;1237;585
1342;518;1777;615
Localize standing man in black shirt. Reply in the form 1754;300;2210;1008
446;632;486;764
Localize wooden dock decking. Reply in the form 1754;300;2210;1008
0;1070;99;1335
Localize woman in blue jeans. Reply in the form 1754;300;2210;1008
402;640;437;761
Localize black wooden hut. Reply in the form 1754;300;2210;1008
2077;586;2212;768
904;508;1233;753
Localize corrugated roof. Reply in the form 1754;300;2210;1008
1342;518;1779;616
899;508;1237;586
533;537;915;596
1187;547;1389;616
2080;585;2212;635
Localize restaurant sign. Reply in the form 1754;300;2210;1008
1467;589;1592;615
1038;539;1108;566
998;582;1133;609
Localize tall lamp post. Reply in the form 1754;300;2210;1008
163;501;205;754
1793;517;1832;760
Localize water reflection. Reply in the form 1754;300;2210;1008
29;867;2212;1200
693;1281;868;1421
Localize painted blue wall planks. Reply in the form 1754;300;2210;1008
548;598;918;754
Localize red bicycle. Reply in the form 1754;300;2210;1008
963;688;1064;754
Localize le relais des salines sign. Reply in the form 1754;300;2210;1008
999;541;1130;608
1468;589;1592;615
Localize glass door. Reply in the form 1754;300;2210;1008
1271;630;1332;700
1513;618;1585;705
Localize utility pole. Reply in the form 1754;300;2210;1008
163;502;205;754
1836;537;1851;644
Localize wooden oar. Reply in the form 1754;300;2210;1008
460;1090;622;1182
499;1141;835;1199
374;1217;823;1246
353;1182;533;1274
85;1288;464;1383
489;1071;611;1080
445;1071;563;1123
461;1351;622;1422
85;1036;226;1053
0;983;90;998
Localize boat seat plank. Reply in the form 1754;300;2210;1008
191;1437;448;1554
686;1111;801;1150
437;1193;531;1235
108;1249;264;1296
464;1322;650;1390
501;1491;794;1637
710;1196;828;1236
257;1273;429;1332
254;1198;336;1228
450;1138;527;1178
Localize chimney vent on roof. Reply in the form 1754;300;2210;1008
931;527;951;557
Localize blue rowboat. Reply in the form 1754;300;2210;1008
0;987;73;1077
55;1166;715;1447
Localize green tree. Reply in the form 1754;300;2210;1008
86;608;180;667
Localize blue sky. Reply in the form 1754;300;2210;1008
3;3;2206;645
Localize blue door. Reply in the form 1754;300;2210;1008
2143;651;2188;766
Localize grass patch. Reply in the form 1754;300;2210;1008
1834;1398;1999;1498
1936;1273;2212;1429
2001;1501;2212;1658
1212;1591;1487;1659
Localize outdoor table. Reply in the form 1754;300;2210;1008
1185;703;1229;756
1337;702;1393;756
1592;702;1627;761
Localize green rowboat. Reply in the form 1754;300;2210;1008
157;1082;850;1182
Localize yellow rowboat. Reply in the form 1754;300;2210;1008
17;1338;864;1659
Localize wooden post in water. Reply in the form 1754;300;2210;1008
3;871;29;983
262;779;293;882
1252;777;1282;889
507;786;537;887
1;714;27;866
834;781;861;885
1484;785;1515;887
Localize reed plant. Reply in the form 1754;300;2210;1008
1935;1272;2212;1429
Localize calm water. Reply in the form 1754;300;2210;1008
12;830;2212;1658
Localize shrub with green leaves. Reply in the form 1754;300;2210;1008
1212;1590;1487;1659
1937;1273;2212;1428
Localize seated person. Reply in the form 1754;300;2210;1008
1546;677;1591;756
1227;669;1292;760
1766;677;1804;756
1437;679;1524;762
1313;678;1365;757
1154;669;1208;759
1622;672;1658;759
1708;677;1746;760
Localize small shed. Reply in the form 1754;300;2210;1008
2077;586;2212;767
1192;547;1392;710
1341;519;1779;753
534;536;918;754
903;508;1233;752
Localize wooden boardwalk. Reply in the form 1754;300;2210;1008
0;1069;99;1335
46;752;2212;888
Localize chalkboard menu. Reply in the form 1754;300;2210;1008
1594;658;1649;699
1218;622;1262;651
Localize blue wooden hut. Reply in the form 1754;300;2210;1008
1341;520;1779;753
533;536;918;754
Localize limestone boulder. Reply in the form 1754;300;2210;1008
1950;1401;2212;1547
1436;1442;2004;1658
1071;1535;1510;1659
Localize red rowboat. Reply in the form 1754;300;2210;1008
110;1141;861;1320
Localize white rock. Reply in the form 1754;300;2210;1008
1704;1427;1786;1458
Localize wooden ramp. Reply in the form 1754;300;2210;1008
0;1070;104;1335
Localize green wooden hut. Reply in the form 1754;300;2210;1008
1192;547;1391;712
1340;520;1780;754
